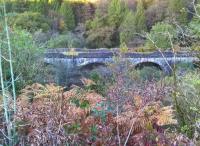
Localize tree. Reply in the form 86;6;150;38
1;29;45;90
134;0;147;32
59;1;75;30
85;0;129;48
107;0;128;28
86;26;116;48
168;0;188;24
119;0;147;44
119;11;136;44
145;22;176;50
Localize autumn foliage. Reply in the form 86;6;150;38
8;77;194;146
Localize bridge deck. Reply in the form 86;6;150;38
45;48;198;59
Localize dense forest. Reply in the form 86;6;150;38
0;0;200;145
2;0;200;50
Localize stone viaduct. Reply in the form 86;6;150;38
44;48;199;85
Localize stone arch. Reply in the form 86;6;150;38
80;62;107;71
193;60;200;69
135;62;163;71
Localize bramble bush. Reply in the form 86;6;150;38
12;80;183;145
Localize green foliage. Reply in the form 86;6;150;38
50;0;63;11
128;66;163;82
119;0;146;44
107;0;128;27
138;66;163;81
3;1;30;13
189;17;200;39
119;11;136;44
47;33;84;48
175;71;200;138
196;0;200;15
29;0;49;14
13;12;50;33
168;0;188;24
85;0;130;48
86;26;116;48
59;1;76;30
85;9;107;30
1;29;44;91
70;98;90;109
145;22;176;50
86;72;107;96
188;6;200;50
134;0;147;32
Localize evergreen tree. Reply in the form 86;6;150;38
107;0;128;28
59;1;75;30
145;22;176;50
119;11;136;44
134;0;147;32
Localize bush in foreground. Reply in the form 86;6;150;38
1;29;45;91
1;78;193;145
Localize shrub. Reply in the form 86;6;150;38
59;1;76;30
1;29;45;91
189;17;200;39
13;12;50;33
137;66;164;81
85;72;107;96
86;26;116;48
175;71;200;138
14;82;180;145
145;22;176;50
47;32;84;48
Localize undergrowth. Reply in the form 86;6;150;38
0;77;194;145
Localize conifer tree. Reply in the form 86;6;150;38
134;0;147;32
107;0;128;28
120;11;136;44
59;1;75;30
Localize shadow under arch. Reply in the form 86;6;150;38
135;62;163;71
79;62;107;71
